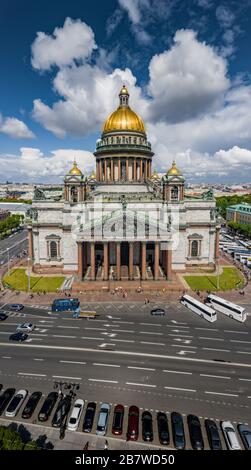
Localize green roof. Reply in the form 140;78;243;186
227;204;251;214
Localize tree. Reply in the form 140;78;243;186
0;425;39;450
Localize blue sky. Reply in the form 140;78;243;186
0;0;251;183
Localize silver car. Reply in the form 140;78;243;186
221;421;241;450
5;389;28;417
96;403;110;436
16;323;35;333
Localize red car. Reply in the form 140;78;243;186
127;406;139;441
112;404;124;435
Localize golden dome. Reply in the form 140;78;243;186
88;170;96;180
69;160;82;176
151;169;160;180
103;86;146;134
167;160;181;176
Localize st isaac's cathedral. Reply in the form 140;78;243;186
28;86;219;286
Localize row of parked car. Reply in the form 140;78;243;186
0;385;250;449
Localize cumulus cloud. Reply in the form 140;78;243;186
0;147;94;182
147;29;229;122
0;115;35;139
31;17;97;70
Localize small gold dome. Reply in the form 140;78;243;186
103;86;146;134
151;169;159;180
88;170;96;180
69;161;82;176
167;160;181;176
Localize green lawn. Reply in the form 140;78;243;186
184;267;244;291
3;268;65;292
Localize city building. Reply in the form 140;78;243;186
0;202;30;217
28;86;219;285
226;203;251;226
0;209;10;221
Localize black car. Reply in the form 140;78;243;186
22;391;42;419
157;412;170;445
9;332;28;342
9;304;24;311
171;412;186;449
38;392;58;422
0;388;16;415
83;402;96;432
0;384;2;392
52;395;72;428
187;414;204;450
205;419;222;450
238;424;251;450
150;308;166;316
0;313;7;321
142;411;153;442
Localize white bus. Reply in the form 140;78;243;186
205;294;247;323
180;294;217;323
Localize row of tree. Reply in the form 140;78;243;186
0;214;23;239
216;193;251;219
228;221;251;238
0;426;39;450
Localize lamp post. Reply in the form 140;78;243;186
27;256;31;293
7;248;10;275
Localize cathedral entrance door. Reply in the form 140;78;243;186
121;161;126;181
121;242;129;266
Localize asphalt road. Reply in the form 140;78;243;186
0;229;28;265
0;301;250;442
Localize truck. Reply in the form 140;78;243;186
51;298;80;312
72;310;97;319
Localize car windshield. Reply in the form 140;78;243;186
69;417;76;424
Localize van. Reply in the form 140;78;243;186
221;421;241;450
96;403;110;435
51;298;79;312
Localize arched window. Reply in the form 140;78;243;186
50;241;58;259
71;186;78;203
123;136;125;144
171;186;179;201
191;240;199;257
111;136;113;143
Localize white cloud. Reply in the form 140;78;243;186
31;17;97;70
0;115;35;139
147;29;229;122
0;147;95;182
118;0;146;24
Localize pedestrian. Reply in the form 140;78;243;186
104;439;109;450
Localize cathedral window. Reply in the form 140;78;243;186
191;240;199;257
50;241;58;259
171;186;179;201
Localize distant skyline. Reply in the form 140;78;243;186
1;0;251;183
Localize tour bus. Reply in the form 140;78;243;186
180;294;217;322
205;294;247;322
239;240;251;250
51;298;80;312
233;250;251;262
239;253;251;264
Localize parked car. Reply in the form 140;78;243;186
205;419;222;450
0;385;2;393
157;412;170;445
83;402;96;433
38;392;58;422
187;415;204;450
21;391;42;419
9;304;24;311
9;332;28;342
238;424;251;450
171;412;186;449
221;421;241;450
5;389;28;417
0;313;8;321
127;406;139;441
0;388;16;415
142;411;153;442
16;323;35;333
150;308;166;316
52;395;72;428
96;403;110;436
112;404;124;435
67;399;84;431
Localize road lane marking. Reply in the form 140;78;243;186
52;335;76;338
238;378;251;382
53;375;82;380
112;321;134;325
171;344;197;348
164;386;196;392
168;334;194;338
113;339;135;343
199;337;224;341
200;374;231;379
202;347;230;352
81;336;103;341
1;342;251;368
163;370;192;375
140;342;165;346
57;326;78;329
88;379;118;383
127;366;156;371
230;340;251;344
139;331;163;335
126;382;156;388
224;330;248;334
195;328;219;331
93;363;120;368
111;329;135;333
33;358;44;361
60;360;86;365
2;356;11;359
140;323;161;327
84;328;107;331
205;391;239;397
18;372;47;377
237;351;251;355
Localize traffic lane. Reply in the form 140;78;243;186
0;229;27;251
0;364;250;427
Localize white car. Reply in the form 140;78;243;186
96;403;111;436
16;323;35;333
221;421;242;450
5;389;28;417
67;399;84;431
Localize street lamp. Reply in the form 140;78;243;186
7;248;10;275
27;257;31;293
